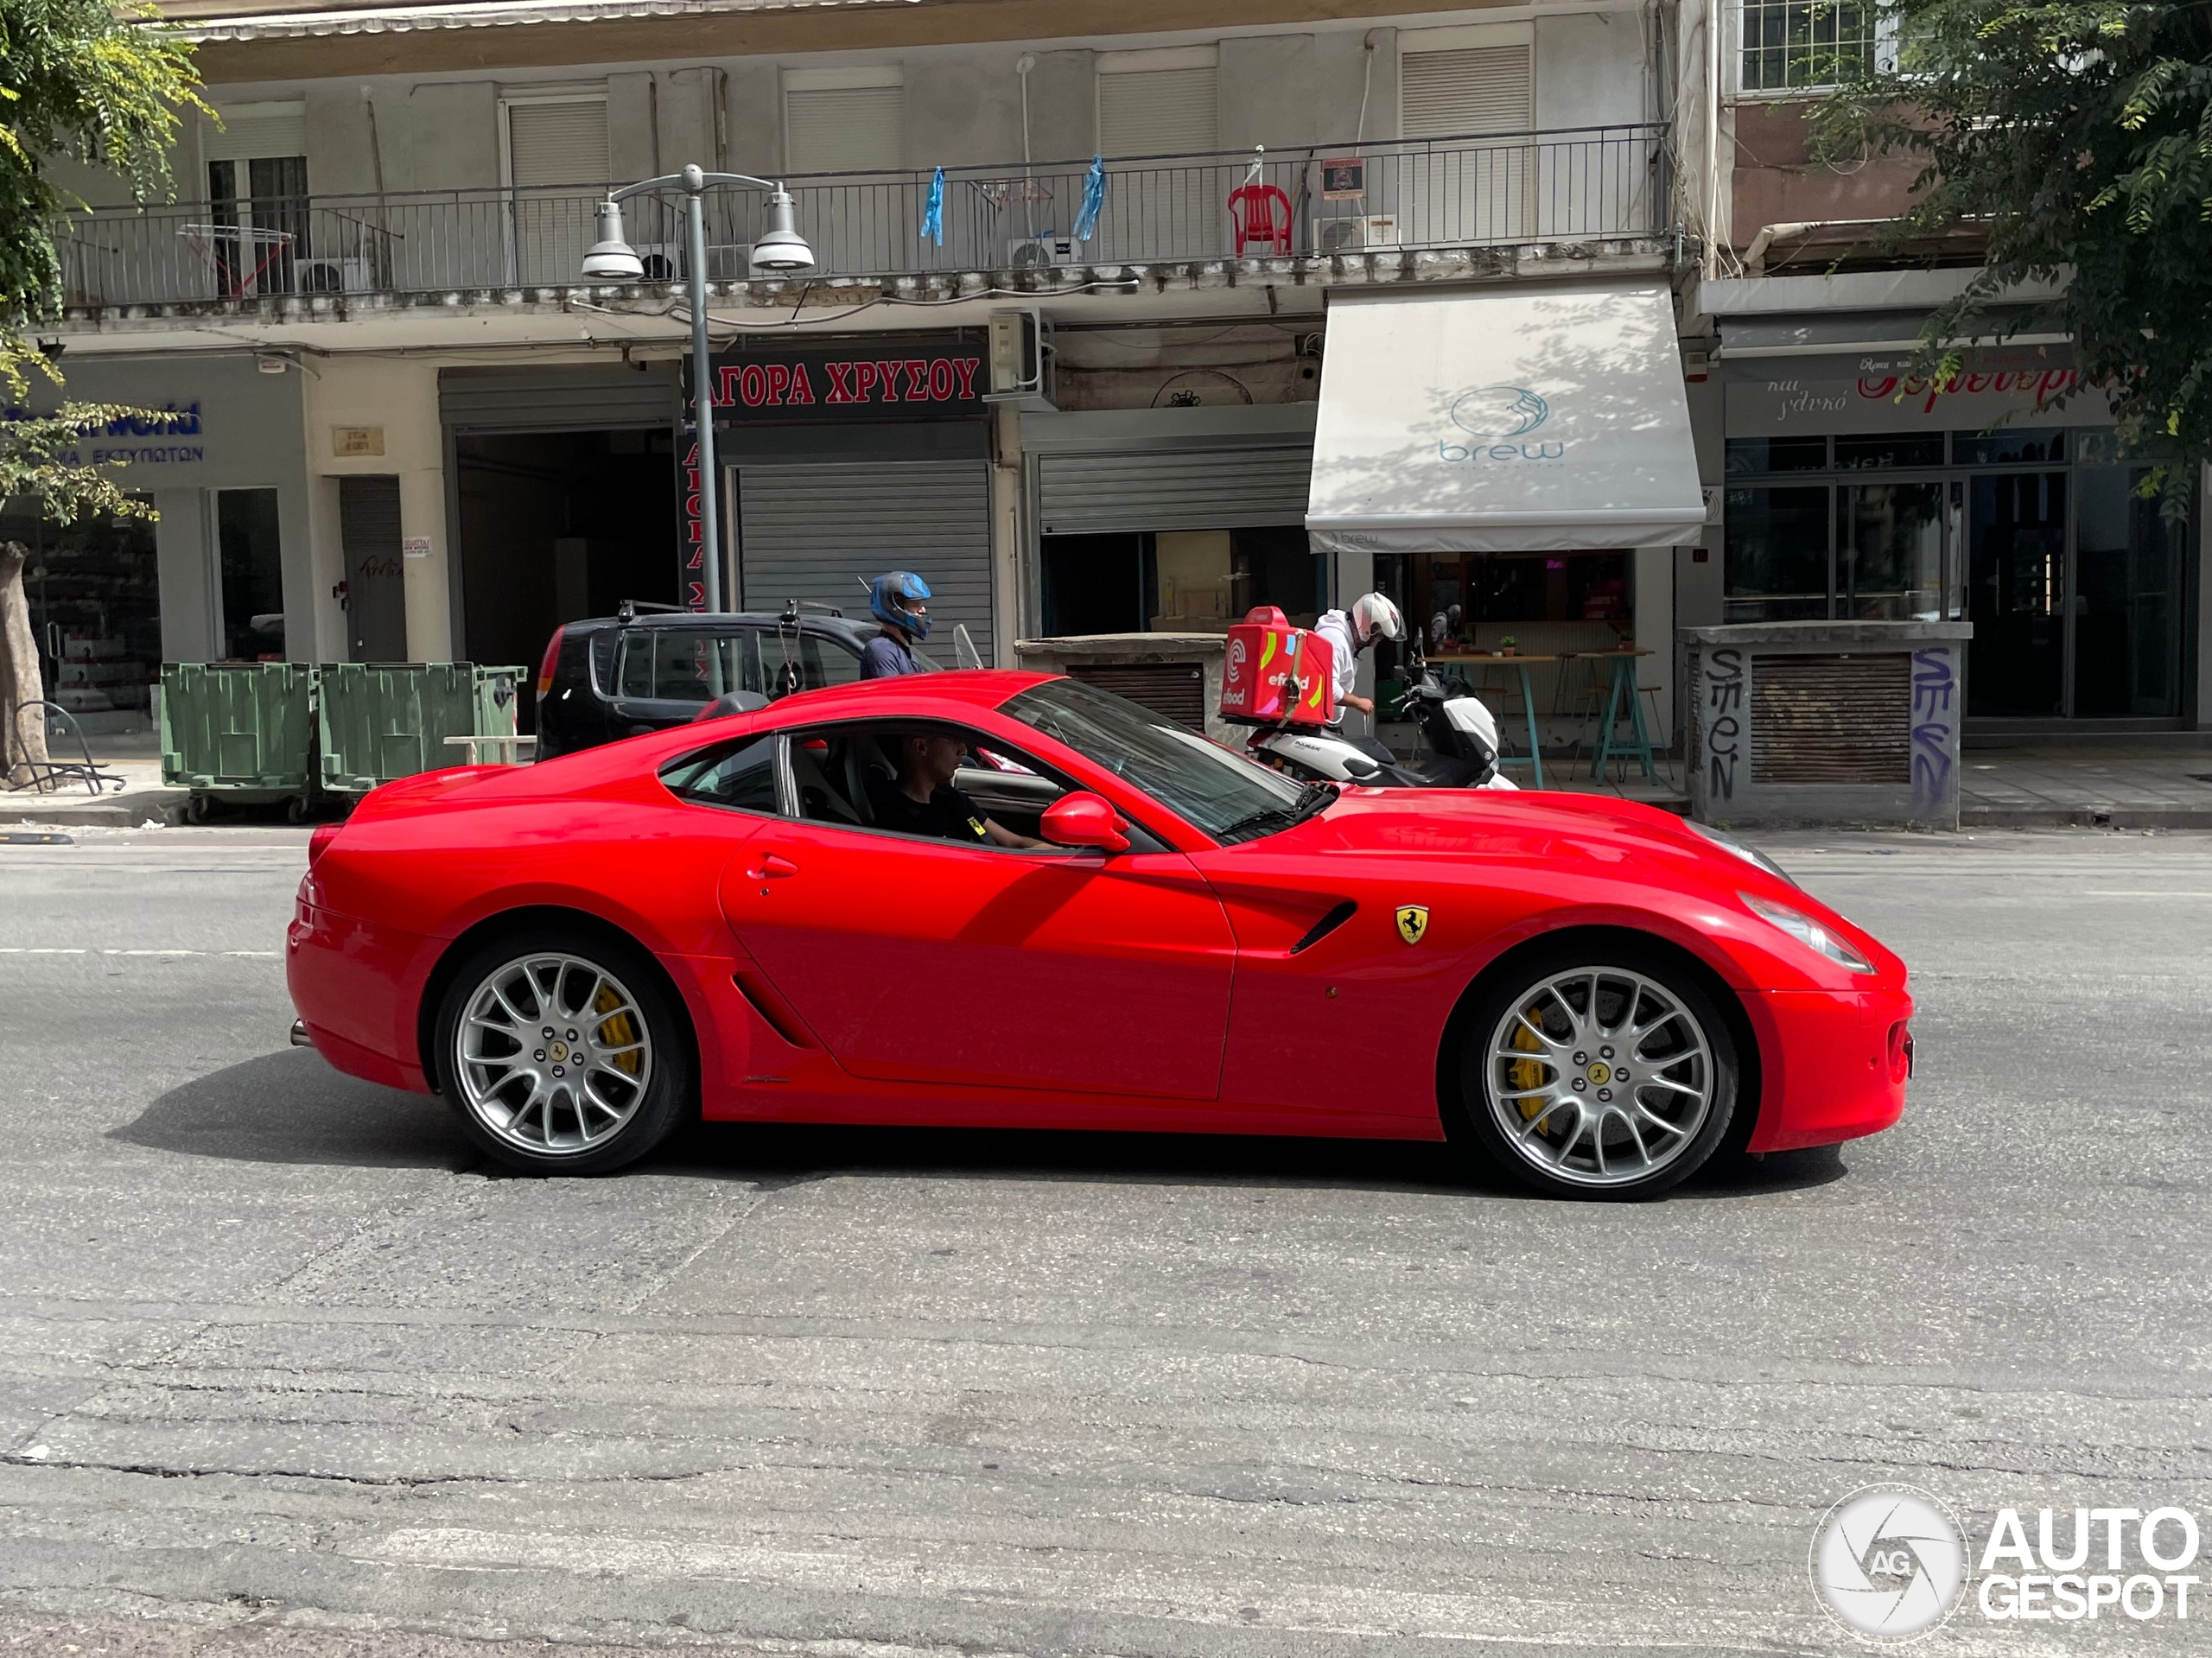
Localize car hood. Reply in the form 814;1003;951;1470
1294;785;1717;865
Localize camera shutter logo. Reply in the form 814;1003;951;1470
1809;1484;1968;1642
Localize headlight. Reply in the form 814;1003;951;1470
1740;892;1874;974
1688;820;1796;886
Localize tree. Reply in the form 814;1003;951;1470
1815;3;2212;508
0;0;204;780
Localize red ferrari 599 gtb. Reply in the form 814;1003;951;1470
287;671;1912;1198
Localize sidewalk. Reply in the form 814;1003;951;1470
3;731;180;829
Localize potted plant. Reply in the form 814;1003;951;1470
1498;634;1518;657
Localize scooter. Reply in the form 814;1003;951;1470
1247;644;1520;791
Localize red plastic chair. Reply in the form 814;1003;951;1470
1228;183;1294;256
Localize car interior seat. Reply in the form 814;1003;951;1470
843;731;899;825
790;738;861;826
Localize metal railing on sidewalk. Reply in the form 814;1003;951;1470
57;125;1669;309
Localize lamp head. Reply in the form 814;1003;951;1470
580;200;645;281
747;188;816;273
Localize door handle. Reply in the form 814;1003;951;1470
749;853;799;880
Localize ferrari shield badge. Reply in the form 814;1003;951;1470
1395;905;1430;946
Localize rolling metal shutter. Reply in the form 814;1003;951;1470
1098;65;1220;154
1065;662;1208;731
206;104;308;163
1751;654;1911;785
785;81;905;173
1036;448;1313;536
736;460;994;664
438;366;679;433
1401;45;1534;137
506;98;609;187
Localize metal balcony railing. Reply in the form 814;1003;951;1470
55;125;1669;310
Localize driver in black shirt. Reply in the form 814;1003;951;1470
868;731;1047;848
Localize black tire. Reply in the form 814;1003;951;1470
1452;937;1738;1200
285;795;311;824
433;923;693;1176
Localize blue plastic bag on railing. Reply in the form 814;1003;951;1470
1073;156;1106;242
921;167;945;245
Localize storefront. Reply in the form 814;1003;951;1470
1718;347;2196;723
1021;406;1320;636
2;353;309;731
706;334;997;663
1306;281;1706;733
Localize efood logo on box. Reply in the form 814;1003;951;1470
1438;384;1563;464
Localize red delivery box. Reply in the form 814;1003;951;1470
1218;606;1337;727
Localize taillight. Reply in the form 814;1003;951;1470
308;824;338;867
537;625;567;696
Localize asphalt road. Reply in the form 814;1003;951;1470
0;823;2205;1656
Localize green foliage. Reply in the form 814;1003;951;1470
1815;3;2212;507
0;0;205;519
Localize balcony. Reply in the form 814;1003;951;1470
55;125;1669;316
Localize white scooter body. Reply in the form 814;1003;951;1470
1249;688;1519;791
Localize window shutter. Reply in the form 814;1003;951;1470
206;104;308;163
506;98;609;188
1400;46;1534;139
785;84;905;173
1098;67;1220;155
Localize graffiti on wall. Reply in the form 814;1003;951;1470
1701;646;1745;803
1912;646;1958;810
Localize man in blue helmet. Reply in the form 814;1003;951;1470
859;570;932;678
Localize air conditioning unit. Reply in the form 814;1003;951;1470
1316;214;1400;256
1009;233;1075;269
984;308;1055;411
295;257;375;294
629;242;683;282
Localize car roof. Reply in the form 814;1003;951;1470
576;610;870;638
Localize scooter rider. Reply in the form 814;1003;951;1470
1313;593;1404;724
859;570;932;677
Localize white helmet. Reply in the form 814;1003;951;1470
1351;592;1403;648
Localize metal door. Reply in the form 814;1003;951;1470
338;475;408;662
735;460;994;662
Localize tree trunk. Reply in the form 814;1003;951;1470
0;542;50;788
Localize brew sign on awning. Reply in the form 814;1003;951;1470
699;336;987;422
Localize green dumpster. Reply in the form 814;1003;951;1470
316;663;526;799
159;662;315;818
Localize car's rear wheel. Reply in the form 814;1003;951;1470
1456;941;1738;1198
435;927;691;1175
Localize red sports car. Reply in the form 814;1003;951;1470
287;671;1912;1198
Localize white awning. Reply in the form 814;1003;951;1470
1306;281;1706;556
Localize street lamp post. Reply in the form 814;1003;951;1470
582;164;815;614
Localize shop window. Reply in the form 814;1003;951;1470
1725;435;1827;474
217;488;285;660
1837;482;1943;619
1834;433;1944;471
1954;429;2067;467
1042;533;1147;637
1723;486;1829;621
1230;526;1324;626
0;499;159;730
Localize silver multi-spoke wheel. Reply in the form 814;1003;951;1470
1484;966;1717;1189
454;952;654;1157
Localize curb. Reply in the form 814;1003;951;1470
1960;805;2212;830
5;789;186;829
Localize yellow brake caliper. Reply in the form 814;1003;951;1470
1510;1005;1549;1119
594;984;643;1078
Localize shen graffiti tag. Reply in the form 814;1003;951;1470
1703;647;1744;802
1912;648;1957;810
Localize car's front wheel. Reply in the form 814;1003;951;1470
435;927;691;1175
1456;941;1738;1198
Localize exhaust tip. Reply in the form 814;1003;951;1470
289;1018;313;1049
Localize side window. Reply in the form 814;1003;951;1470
660;734;780;815
616;630;653;697
799;633;864;690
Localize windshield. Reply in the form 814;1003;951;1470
1001;678;1322;844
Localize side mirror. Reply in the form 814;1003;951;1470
1039;791;1131;853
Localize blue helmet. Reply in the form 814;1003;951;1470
869;570;933;639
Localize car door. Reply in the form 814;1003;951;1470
717;725;1236;1101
